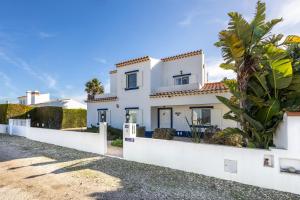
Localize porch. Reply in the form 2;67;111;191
148;104;228;137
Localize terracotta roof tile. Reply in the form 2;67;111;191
150;82;228;98
115;56;150;68
161;50;202;62
86;96;118;103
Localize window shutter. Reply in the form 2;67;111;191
137;70;143;87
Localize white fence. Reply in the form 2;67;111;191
0;124;8;134
3;119;107;155
124;114;300;195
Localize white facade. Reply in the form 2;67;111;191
18;91;50;105
87;50;237;133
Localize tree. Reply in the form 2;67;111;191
214;1;282;131
215;1;300;148
85;78;104;99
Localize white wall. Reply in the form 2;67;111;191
110;72;117;94
274;113;300;155
161;54;204;87
124;113;300;195
124;137;300;195
0;124;8;134
8;124;107;155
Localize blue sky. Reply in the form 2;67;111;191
0;0;299;103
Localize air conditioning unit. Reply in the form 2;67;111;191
123;123;137;138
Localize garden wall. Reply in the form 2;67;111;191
6;120;107;155
0;124;8;134
124;113;300;195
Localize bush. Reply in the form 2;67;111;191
152;128;175;140
111;139;123;147
0;104;32;124
108;126;122;140
209;128;245;147
137;126;145;137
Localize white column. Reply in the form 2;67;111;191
99;122;107;155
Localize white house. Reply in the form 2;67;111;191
34;99;87;109
18;91;87;109
18;91;50;105
86;50;237;136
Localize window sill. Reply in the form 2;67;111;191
125;87;139;91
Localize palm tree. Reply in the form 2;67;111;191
85;78;104;100
214;1;282;130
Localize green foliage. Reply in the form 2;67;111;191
29;107;86;129
209;128;245;147
0;104;32;124
85;78;104;99
111;139;123;147
0;104;86;129
62;109;86;129
30;107;63;129
107;126;122;140
215;1;300;149
153;128;175;140
85;125;123;140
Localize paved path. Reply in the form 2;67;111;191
0;135;299;200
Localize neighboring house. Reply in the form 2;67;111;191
18;91;86;109
86;50;237;135
18;91;50;105
34;99;87;109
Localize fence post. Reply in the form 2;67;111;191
99;122;107;155
8;119;13;135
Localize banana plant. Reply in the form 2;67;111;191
215;1;300;148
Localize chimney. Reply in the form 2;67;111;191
26;91;32;105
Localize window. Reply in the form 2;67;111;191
191;108;211;125
98;110;107;123
174;76;189;85
126;109;138;123
126;72;137;89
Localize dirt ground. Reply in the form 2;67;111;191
0;134;299;200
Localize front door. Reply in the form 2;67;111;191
158;108;172;128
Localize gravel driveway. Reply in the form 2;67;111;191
0;134;299;200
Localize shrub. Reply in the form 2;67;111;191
108;126;122;140
152;128;175;140
111;139;123;147
136;126;145;137
209;128;245;147
0;104;32;124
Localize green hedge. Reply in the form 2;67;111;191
0;104;32;124
30;107;86;129
62;109;86;129
0;104;86;129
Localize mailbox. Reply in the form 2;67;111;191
123;123;137;138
